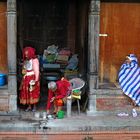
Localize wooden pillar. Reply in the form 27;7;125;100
7;0;17;112
87;0;100;115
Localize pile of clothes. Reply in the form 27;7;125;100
41;44;78;71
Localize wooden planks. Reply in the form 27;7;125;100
0;2;7;73
99;2;140;83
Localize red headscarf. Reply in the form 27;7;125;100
23;46;36;60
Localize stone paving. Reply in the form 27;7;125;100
0;109;140;132
0;109;140;139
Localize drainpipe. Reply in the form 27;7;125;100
87;0;100;115
7;0;17;112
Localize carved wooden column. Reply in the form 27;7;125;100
87;0;100;115
7;0;17;112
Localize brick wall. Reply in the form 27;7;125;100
1;131;140;140
0;91;9;112
95;90;132;112
96;96;131;111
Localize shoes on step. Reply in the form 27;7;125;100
132;108;137;117
32;108;36;112
25;107;31;112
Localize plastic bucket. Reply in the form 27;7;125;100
57;110;65;119
0;74;6;86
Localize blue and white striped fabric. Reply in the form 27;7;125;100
118;54;140;106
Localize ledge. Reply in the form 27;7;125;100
0;89;9;95
90;88;123;95
0;84;8;89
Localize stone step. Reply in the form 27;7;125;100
88;89;134;114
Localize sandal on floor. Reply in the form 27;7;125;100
25;107;31;112
132;108;137;117
32;108;36;112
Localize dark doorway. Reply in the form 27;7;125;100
17;0;88;112
17;0;69;110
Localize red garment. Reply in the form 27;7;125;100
54;99;64;106
20;74;40;104
46;79;71;110
20;47;40;105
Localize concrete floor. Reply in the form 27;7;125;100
0;108;140;132
0;109;140;140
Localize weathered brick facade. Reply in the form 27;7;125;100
1;131;140;140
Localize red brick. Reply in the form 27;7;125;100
96;97;131;111
1;131;140;140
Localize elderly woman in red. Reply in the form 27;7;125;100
46;78;71;115
20;46;40;112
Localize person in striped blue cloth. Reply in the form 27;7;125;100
118;54;140;107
